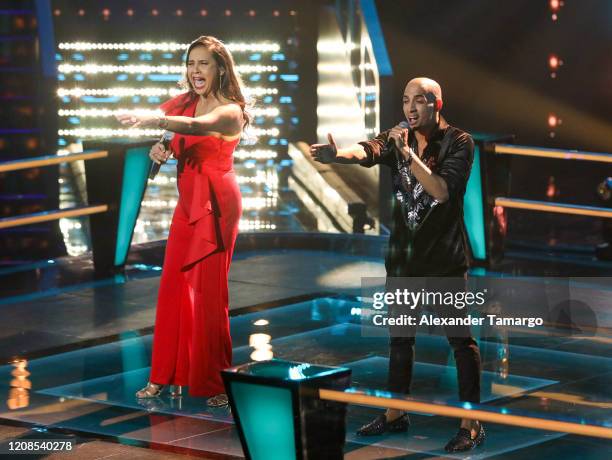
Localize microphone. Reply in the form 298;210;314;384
386;120;410;154
149;131;174;180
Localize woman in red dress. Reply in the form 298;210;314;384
118;36;247;406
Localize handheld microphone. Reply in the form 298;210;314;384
386;120;410;152
149;131;174;180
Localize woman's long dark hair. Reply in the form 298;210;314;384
182;36;250;128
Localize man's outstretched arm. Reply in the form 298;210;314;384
309;132;390;166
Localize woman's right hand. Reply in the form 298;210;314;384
149;142;172;165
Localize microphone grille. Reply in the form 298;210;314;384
399;121;410;129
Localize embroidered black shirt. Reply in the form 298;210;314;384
358;118;474;276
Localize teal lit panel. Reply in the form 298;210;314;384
464;145;486;261
114;147;150;266
230;382;296;460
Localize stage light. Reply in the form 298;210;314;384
58;41;281;53
317;63;352;73
239;220;277;231
241;197;278;210
250;107;280;117
548;54;563;70
58;108;162;117
236;64;278;73
225;9;232;17
78;9;85;16
58;128;163;137
234;149;277;160
547;114;560;128
200;9;208;16
273;10;280;17
227;43;280;52
126;9;134;17
53;9;61;16
289;10;297;16
57;63;184;74
57;87;181;97
175;9;183;17
248;127;280;136
248;10;256;17
151;9;159;17
546;176;558;199
102;8;110;17
317;40;357;54
57;86;272;98
242;87;278;96
317;84;377;97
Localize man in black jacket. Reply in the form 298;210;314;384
310;77;483;453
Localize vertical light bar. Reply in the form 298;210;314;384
114;146;150;266
464;145;486;261
35;0;57;78
229;382;296;460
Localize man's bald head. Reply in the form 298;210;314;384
405;77;442;103
402;77;443;132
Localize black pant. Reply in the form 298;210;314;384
386;274;481;403
388;334;481;403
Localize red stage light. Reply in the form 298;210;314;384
200;9;208;16
53;9;61;16
548;54;559;69
224;9;232;16
273;10;280;17
78;9;85;16
548;114;559;128
126;9;134;17
176;9;183;17
151;9;159;17
248;10;256;17
102;8;110;16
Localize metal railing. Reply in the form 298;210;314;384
492;144;611;218
0;150;109;229
494;144;612;163
319;388;612;439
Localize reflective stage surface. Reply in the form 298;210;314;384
1;285;610;459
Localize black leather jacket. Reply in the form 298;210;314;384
359;118;474;276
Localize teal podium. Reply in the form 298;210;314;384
465;134;514;267
83;138;155;275
222;360;351;460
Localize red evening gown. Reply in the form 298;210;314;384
149;94;242;397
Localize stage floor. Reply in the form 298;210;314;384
0;238;610;458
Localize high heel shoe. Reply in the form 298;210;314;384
135;382;164;399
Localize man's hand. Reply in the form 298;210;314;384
309;133;338;164
149;142;172;165
388;124;409;150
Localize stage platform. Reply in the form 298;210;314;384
0;234;610;458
